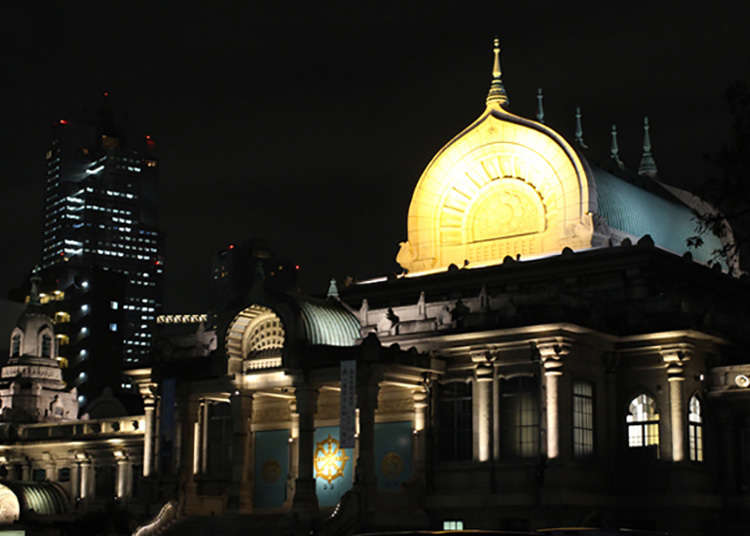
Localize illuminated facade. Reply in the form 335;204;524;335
33;96;164;408
125;40;750;536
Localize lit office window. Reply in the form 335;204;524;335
109;323;118;332
443;521;464;530
573;381;594;457
627;394;659;451
689;396;703;462
110;300;119;310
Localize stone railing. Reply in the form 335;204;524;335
17;415;145;441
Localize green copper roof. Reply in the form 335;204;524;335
298;299;360;346
2;481;69;515
593;166;724;266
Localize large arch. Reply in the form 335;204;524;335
225;305;286;373
397;108;595;273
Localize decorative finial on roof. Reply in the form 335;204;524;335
29;274;42;306
575;106;588;149
536;88;545;124
486;38;509;108
326;278;339;299
638;116;658;178
610;124;624;169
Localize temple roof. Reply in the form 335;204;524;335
298;298;360;347
593;165;725;266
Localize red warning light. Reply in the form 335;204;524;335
103;91;109;97
295;264;301;270
228;244;235;250
59;119;68;125
145;135;151;140
154;260;161;266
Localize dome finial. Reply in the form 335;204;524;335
610;124;624;169
29;273;42;306
575;106;588;149
536;88;545;124
638;116;658;177
486;37;509;108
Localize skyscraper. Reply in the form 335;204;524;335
36;95;164;407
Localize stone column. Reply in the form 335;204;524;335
412;389;428;485
538;342;569;460
292;385;319;517
200;401;209;474
472;360;493;462
228;392;254;512
80;460;92;499
143;397;156;477
288;400;300;504
179;396;200;499
492;362;500;461
116;457;130;499
355;370;381;511
71;459;80;500
663;355;686;461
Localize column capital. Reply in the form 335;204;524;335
412;389;428;408
660;343;692;364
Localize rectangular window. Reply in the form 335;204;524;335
438;382;473;461
58;467;71;482
32;468;47;482
110;300;119;310
500;376;539;459
443;520;464;530
109;323;118;332
573;381;594;457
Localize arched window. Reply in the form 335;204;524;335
689;395;703;462
500;376;540;459
627;394;659;451
11;334;21;357
41;334;52;358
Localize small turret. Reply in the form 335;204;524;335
638;116;658;178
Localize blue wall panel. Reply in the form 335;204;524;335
254;429;289;508
314;426;354;507
374;421;413;491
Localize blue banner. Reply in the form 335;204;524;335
254;429;289;508
314;426;354;507
374;421;413;491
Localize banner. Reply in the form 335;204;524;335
340;360;357;449
314;426;354;506
254;429;289;508
374;421;413;491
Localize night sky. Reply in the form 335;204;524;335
1;4;748;312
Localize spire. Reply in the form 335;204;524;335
326;278;339;299
486;37;509;108
575;106;588;149
29;274;42;306
536;88;544;123
610;124;624;169
638;116;658;177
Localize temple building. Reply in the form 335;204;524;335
1;39;750;536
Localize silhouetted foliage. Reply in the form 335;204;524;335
690;80;750;271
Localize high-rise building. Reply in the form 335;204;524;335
35;95;164;407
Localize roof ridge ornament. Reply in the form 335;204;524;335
638;116;658;177
486;37;509;108
575;107;588;149
536;88;545;123
610;124;624;170
326;278;339;299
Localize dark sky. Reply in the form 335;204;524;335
1;4;748;312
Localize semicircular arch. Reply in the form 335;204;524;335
225;305;286;364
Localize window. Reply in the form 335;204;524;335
443;520;464;530
438;381;473;461
109;323;118;332
688;395;703;462
32;468;47;482
110;300;119;310
627;394;659;451
500;376;539;458
58;467;71;482
11;334;20;357
41;334;52;357
573;381;594;457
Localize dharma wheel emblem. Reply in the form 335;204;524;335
314;434;350;484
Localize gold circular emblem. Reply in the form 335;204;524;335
381;451;404;479
261;459;282;483
314;434;349;484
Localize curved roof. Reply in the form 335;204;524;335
298;299;360;347
593;165;724;265
2;481;69;516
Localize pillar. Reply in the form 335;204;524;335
412;389;428;485
291;385;319;516
667;364;686;462
200;400;209;474
79;461;92;499
116;458;130;499
538;342;569;460
355;371;380;509
474;363;493;462
492;363;500;461
228;392;253;512
178;397;199;498
143;398;156;477
288;400;300;504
